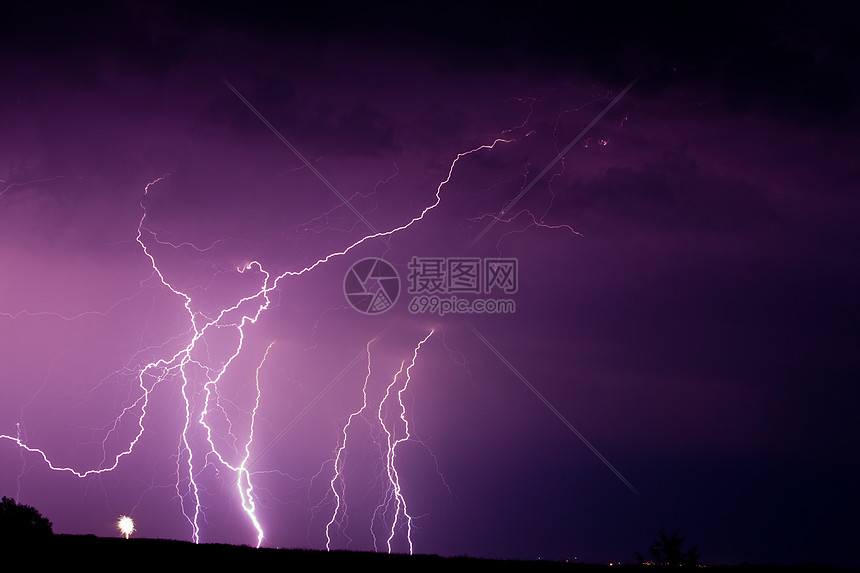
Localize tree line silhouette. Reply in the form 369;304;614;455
0;496;53;541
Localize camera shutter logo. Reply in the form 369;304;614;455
343;258;401;314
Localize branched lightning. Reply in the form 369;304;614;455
0;130;510;546
375;330;434;554
324;331;436;554
324;338;375;550
467;208;583;255
1;76;640;551
468;76;638;249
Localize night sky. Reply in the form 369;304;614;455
2;1;859;567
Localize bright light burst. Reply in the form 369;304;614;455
117;515;135;539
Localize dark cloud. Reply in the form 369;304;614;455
560;149;773;234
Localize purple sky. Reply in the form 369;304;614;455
2;2;858;566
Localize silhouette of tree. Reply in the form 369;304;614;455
0;496;53;541
636;528;699;566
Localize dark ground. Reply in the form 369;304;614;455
13;534;857;571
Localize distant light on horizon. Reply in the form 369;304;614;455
117;516;135;539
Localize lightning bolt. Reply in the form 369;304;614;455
324;338;376;551
1;76;638;550
0;131;510;546
375;330;434;555
324;330;436;554
467;208;583;255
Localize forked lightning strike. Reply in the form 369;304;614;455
0;79;636;547
0;134;510;548
325;330;435;554
375;330;435;554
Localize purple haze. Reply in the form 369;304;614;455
1;2;858;567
